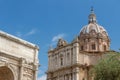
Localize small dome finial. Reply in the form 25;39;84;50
91;6;94;14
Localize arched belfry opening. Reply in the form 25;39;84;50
0;66;14;80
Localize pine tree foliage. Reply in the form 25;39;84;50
90;52;120;80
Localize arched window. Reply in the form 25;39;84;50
104;45;107;51
92;44;96;50
60;57;63;66
81;46;84;50
66;75;69;80
67;53;70;60
55;57;57;65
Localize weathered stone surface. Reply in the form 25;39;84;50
0;30;39;80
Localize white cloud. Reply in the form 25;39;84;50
49;33;66;47
52;33;66;42
16;29;37;38
25;29;37;36
37;75;46;80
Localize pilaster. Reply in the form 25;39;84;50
33;64;39;80
19;58;24;80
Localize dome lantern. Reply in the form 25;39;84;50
88;7;97;23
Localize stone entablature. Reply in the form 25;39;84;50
0;30;39;62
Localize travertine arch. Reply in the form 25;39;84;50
0;30;39;80
0;63;18;80
0;66;14;80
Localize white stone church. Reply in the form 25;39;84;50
46;8;110;80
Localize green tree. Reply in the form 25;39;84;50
90;52;120;80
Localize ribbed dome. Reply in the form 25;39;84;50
80;7;108;37
79;8;110;52
80;23;108;36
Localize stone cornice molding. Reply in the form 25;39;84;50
0;51;20;61
0;30;39;50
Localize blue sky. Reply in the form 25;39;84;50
0;0;120;80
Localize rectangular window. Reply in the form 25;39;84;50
104;45;106;51
81;46;84;50
92;44;96;50
61;58;63;66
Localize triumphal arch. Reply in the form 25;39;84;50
0;30;39;80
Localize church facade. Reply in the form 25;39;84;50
46;9;110;80
0;31;39;80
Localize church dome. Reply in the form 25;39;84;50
80;23;108;36
80;7;108;36
79;8;110;52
